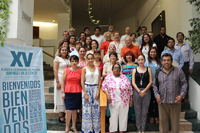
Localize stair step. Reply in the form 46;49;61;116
46;119;192;131
45;93;54;102
45;87;54;93
47;131;194;133
44;81;54;87
45;109;186;120
184;109;197;119
187;119;200;131
181;102;190;111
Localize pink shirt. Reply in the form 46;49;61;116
102;73;133;107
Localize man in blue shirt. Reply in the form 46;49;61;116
161;38;184;68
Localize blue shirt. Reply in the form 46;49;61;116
161;48;184;68
144;59;160;80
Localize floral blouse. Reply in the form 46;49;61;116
102;73;133;108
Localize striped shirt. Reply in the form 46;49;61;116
122;63;138;82
153;66;187;104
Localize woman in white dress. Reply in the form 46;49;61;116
53;45;70;122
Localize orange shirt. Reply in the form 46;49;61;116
100;40;114;55
65;68;82;93
121;45;142;59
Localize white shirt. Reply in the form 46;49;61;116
114;77;121;107
109;41;125;55
120;34;130;44
91;35;106;50
141;43;157;59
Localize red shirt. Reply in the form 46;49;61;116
100;40;114;55
65;68;82;93
121;45;142;59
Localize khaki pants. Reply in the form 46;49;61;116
158;103;181;133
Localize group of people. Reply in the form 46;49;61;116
53;24;194;133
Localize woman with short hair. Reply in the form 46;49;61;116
102;63;133;133
61;55;82;133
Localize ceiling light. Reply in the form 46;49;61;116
53;20;55;22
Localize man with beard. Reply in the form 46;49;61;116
103;24;115;40
91;27;106;50
58;31;69;48
153;26;172;57
161;38;184;68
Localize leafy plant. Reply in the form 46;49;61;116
186;0;200;54
0;0;12;47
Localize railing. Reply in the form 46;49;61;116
43;51;55;59
100;81;107;133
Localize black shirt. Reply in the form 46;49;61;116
135;68;149;88
153;34;172;57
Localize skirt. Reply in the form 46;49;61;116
65;93;82;110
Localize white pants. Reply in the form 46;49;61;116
109;101;129;132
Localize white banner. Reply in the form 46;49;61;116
0;44;47;133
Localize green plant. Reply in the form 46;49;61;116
0;0;12;47
186;0;200;54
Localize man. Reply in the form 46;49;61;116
69;28;78;41
58;31;69;48
161;38;184;68
103;24;115;40
84;27;90;36
120;27;131;44
153;53;187;133
121;36;141;63
91;27;106;50
153;26;172;57
175;32;194;103
148;31;154;41
79;32;86;46
100;33;114;56
70;41;82;57
137;26;147;46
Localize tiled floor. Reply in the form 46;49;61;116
47;131;194;133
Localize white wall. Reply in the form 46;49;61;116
6;0;34;46
58;13;69;41
33;22;58;40
189;77;200;119
110;1;136;36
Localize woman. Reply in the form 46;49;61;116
86;40;98;57
102;63;133;133
130;33;139;47
81;53;101;133
84;36;92;52
78;47;87;69
94;49;103;73
68;35;76;52
132;54;152;133
53;45;70;123
140;33;156;59
103;52;119;77
109;31;125;55
144;47;160;124
122;51;138;122
103;44;122;64
55;41;69;56
61;55;82;133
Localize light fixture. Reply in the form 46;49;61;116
53;20;55;22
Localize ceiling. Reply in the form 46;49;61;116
34;0;135;24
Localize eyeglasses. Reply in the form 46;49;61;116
113;67;120;70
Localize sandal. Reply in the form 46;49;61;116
71;127;78;133
58;116;66;123
150;118;154;123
